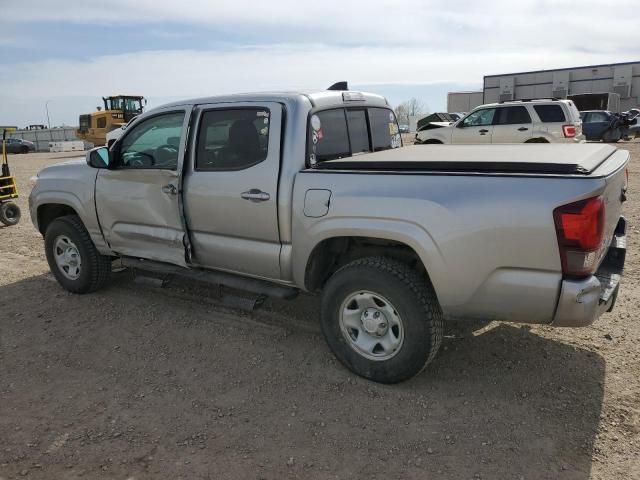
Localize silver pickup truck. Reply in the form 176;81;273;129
29;89;628;383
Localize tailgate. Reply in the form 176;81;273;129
598;149;628;256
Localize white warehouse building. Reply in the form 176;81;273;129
447;60;640;113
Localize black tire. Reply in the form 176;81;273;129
0;202;21;226
422;139;443;144
525;138;549;143
20;146;29;154
320;257;443;383
44;215;111;293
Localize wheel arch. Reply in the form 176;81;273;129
32;192;109;254
37;203;80;235
525;137;550;143
300;230;447;305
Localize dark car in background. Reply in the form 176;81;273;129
3;138;36;154
581;111;614;141
581;110;640;141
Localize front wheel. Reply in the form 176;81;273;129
45;215;111;293
0;202;21;226
320;257;443;383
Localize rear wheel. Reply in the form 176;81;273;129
45;215;111;293
0;202;21;226
320;257;443;383
20;146;29;154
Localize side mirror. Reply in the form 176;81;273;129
87;146;110;169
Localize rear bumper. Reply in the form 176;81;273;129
552;217;626;327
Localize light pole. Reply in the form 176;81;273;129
45;100;51;129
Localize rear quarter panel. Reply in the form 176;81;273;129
291;170;608;324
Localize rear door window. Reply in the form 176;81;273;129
533;105;566;123
196;108;270;171
495;106;532;125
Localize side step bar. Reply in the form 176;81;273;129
121;257;299;300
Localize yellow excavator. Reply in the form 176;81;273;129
77;95;146;146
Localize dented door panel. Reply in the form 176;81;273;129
95;107;192;267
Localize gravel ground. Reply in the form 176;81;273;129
0;145;639;480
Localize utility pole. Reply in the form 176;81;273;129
45;100;51;129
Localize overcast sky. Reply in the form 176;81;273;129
1;0;638;127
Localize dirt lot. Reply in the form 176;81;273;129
1;145;639;480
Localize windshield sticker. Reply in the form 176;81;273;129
312;132;318;144
388;122;399;135
316;129;324;140
391;134;401;148
311;114;321;131
389;111;395;122
309;153;317;166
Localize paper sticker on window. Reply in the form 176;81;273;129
388;123;399;135
311;114;321;131
391;134;401;148
389;111;395;122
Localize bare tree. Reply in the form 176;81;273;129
394;98;428;125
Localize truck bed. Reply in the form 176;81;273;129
315;144;618;176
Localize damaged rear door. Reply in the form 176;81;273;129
95;107;192;266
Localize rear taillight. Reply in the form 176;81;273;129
562;124;577;138
553;196;605;277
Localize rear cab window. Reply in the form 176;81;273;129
533;104;567;123
309;107;401;166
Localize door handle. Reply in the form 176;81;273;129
517;127;529;131
241;189;270;202
479;129;489;134
162;184;178;195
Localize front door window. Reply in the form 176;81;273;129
118;112;185;169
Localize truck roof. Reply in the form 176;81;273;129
153;90;389;112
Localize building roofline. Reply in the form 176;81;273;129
483;60;640;79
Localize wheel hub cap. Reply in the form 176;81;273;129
53;235;82;280
361;308;388;336
339;291;404;361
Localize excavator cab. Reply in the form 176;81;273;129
77;95;146;146
103;96;145;123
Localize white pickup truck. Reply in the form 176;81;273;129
29;89;627;383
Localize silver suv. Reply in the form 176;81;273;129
416;99;583;144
